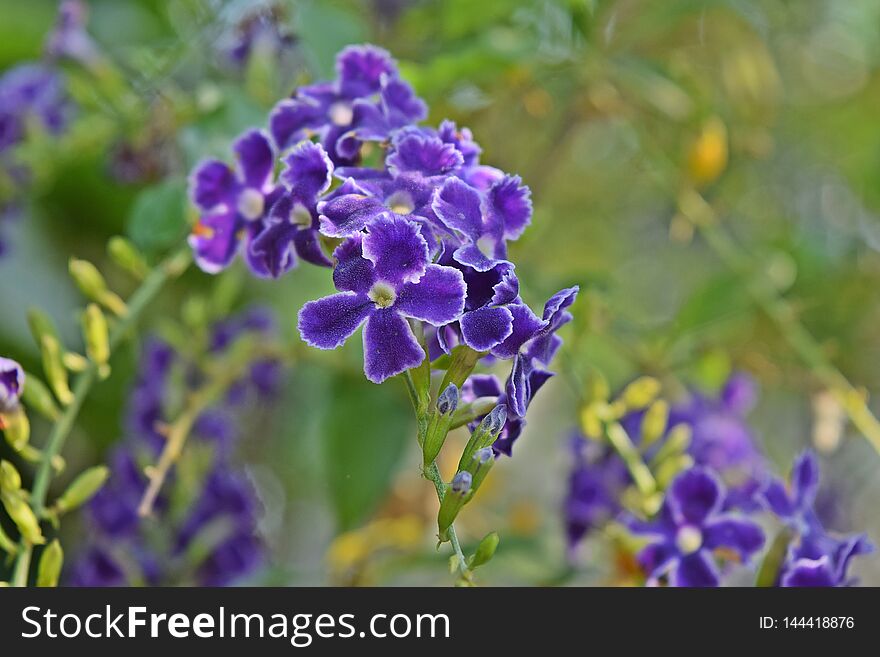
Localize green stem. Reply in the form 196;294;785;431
11;246;191;586
424;462;468;573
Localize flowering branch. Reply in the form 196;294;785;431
9;244;191;586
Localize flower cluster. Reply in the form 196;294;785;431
188;45;578;434
68;308;280;586
563;374;874;586
0;1;91;256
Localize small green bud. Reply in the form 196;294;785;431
37;540;63;587
437;384;459;416
62;352;90;372
1;493;45;544
463;447;494;499
40;335;74;405
26;308;60;348
621;376;662;410
0;406;30;451
82;304;111;379
0;460;22;491
438;472;471;541
468;531;500;569
586;370;610;402
655;454;695;489
107;236;149;280
69;258;127;317
21;373;60;421
457;404;506;471
640;400;669;447
580;403;603;439
54;465;109;515
649;423;692;468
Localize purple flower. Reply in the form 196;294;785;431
67;547;128;587
44;0;99;65
631;467;765;586
249;141;335;276
223;3;295;70
298;215;466;383
669;373;764;476
432;174;532;272
761;451;874;587
317;132;462;241
564;436;628;555
0;356;24;412
0;63;69;153
269;45;425;165
188;129;281;275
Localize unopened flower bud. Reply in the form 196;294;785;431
1;406;30;451
482;404;507;435
464;447;494;496
37;540;63;587
53;465;109;515
21;373;60;421
107;236;149;280
69;258;127;317
0;460;22;491
621;376;661;410
0;523;17;555
62;352;89;372
82;304;111;379
437;471;472;542
468;531;500;569
640;400;669;447
26;308;60;349
1;493;44;545
457;404;507;472
437;384;459;416
40;335;73;405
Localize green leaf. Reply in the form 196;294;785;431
321;374;413;531
126;178;188;254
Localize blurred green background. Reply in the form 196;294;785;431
1;0;880;585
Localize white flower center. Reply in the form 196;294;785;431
476;235;495;258
386;190;415;215
675;525;703;555
368;281;397;309
290;201;313;228
329;101;354;127
237;188;265;221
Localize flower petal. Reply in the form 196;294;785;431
361;214;429;285
792;450;819;511
332;234;377;294
673;551;720;587
703;515;765;561
280;141;333;199
318;189;387;238
460;306;515;352
453;243;500;273
247;209;297;279
233;129;274;190
432;176;483;240
488;174;532;240
781;557;837;587
667;467;724;526
336;44;397;98
395;264;466;326
298;292;372;349
490;303;548;359
189;160;235;211
760;479;795;518
387;133;463;178
188;210;243;274
362;308;424;383
637;541;678;581
269;96;324;150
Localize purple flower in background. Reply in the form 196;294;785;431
564;436;628;555
249;141;334;277
298;215;466;383
631;467;765;586
432;174;532;272
669;373;764;476
0;63;69;153
223;3;295;70
44;0;99;65
0;356;24;412
269;44;425;165
760;451;874;587
188;129;281;275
